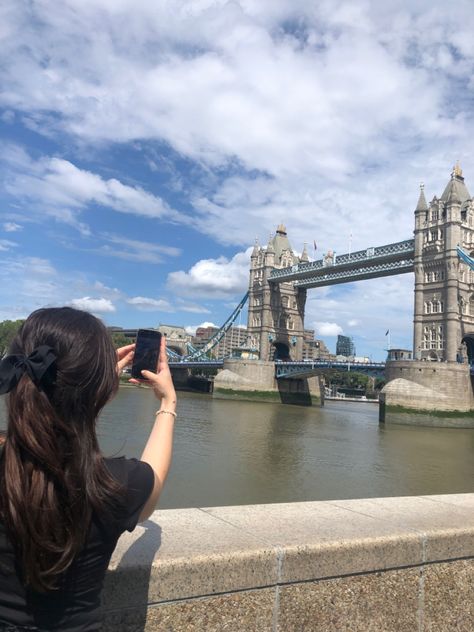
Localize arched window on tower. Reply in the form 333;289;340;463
423;326;430;350
470;294;474;316
282;295;289;308
431;299;443;313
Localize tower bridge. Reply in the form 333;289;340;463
246;166;474;367
168;165;474;417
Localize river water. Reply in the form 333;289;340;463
1;387;473;509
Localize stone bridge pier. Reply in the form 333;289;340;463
213;359;323;406
380;360;474;426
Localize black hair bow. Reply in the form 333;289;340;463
0;346;57;395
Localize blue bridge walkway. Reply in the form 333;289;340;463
168;359;387;378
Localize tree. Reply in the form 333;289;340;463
0;320;24;357
110;331;133;349
323;369;382;396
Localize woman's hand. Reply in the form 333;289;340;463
130;336;176;405
116;343;135;375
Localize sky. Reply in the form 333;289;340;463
1;0;474;360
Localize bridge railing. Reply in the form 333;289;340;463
269;239;415;282
294;258;414;288
274;359;386;378
335;239;415;265
275;360;386;368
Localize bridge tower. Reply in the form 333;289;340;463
247;225;307;361
413;164;474;361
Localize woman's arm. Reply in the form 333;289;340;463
130;336;177;521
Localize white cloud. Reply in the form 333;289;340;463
127;296;174;312
0;256;69;319
1;3;473;254
3;222;22;232
97;233;181;264
313;321;344;337
176;300;211;314
1;145;182;230
167;248;251;298
0;1;451;175
185;321;218;336
69;297;116;313
348;319;360;327
0;239;18;251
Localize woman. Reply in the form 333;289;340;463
0;307;176;630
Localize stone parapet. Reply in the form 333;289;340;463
103;494;474;631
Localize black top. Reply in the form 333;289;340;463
0;457;154;631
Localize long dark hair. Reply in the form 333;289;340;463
0;307;122;592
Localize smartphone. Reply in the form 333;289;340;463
131;329;162;379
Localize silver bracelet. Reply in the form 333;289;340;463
155;409;177;419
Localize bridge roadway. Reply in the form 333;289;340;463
269;239;415;288
274;360;386;378
168;359;387;378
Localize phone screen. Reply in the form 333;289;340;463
131;329;162;379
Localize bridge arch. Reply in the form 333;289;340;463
168;344;184;357
461;333;474;365
272;341;290;361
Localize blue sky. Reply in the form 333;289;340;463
1;0;474;360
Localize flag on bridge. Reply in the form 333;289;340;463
313;240;317;251
385;329;390;336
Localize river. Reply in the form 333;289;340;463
1;387;473;508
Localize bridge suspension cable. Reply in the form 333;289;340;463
185;291;249;361
457;245;474;270
166;347;184;360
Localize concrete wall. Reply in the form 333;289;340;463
383;360;474;412
102;494;474;631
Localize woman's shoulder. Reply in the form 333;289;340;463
103;457;155;532
104;456;154;490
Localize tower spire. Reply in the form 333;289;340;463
415;182;428;211
251;237;259;257
300;243;309;262
453;161;463;178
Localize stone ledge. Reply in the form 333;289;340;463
104;493;474;609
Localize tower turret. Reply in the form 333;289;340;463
413;165;474;361
300;243;309;263
246;225;307;360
